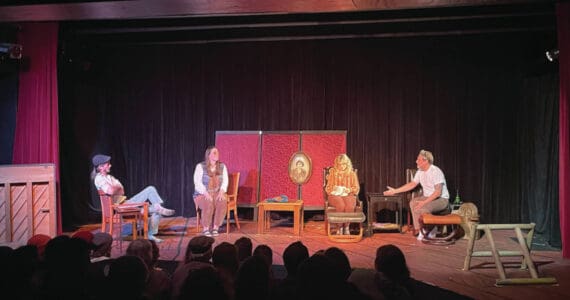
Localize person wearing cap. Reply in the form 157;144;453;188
193;146;229;237
91;153;175;243
91;232;113;262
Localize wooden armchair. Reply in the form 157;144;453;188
225;172;241;234
323;167;365;242
98;190;148;251
195;172;241;234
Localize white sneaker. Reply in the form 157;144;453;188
428;227;438;239
417;232;424;241
336;227;344;235
148;235;163;243
157;206;175;217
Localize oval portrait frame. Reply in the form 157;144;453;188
288;151;312;185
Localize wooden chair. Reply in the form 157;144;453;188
225;172;241;234
195;172;241;234
323;167;365;242
98;190;148;251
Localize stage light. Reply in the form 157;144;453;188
0;43;22;59
545;49;559;62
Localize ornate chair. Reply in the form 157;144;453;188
225;172;241;234
98;190;148;251
323;167;366;243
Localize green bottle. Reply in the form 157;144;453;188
454;189;461;205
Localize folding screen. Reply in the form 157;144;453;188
216;130;346;210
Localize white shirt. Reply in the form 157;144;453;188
94;173;124;195
193;163;228;195
413;165;449;199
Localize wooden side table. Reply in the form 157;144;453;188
366;193;404;236
257;199;304;235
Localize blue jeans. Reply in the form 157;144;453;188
125;185;163;236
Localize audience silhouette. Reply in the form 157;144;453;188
2;234;473;300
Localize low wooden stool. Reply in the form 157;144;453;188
327;212;366;243
419;213;463;245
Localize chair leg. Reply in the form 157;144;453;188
234;207;240;229
226;209;230;234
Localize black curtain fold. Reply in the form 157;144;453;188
60;33;560;247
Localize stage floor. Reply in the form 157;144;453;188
76;216;570;300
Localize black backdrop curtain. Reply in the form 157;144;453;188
59;32;560;247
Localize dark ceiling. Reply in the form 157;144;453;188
60;2;556;46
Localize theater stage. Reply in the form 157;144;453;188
76;216;569;300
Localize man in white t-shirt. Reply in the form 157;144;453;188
92;154;175;242
384;150;449;240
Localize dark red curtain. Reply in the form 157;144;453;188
557;2;570;259
13;22;61;234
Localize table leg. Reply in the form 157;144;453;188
293;207;299;235
257;206;264;234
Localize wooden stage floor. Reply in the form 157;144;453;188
77;216;570;300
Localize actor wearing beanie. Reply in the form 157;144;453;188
91;153;175;243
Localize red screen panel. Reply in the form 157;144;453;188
260;133;299;201
301;132;347;208
216;132;260;205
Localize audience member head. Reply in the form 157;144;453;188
108;255;148;300
26;234;51;260
212;242;239;275
179;266;228;300
185;235;215;263
297;253;339;299
0;246;14;266
126;239;153;269
43;235;92;298
235;255;270;300
72;230;97;255
45;235;91;272
282;241;309;278
92;232;113;258
375;244;410;284
253;244;273;268
324;247;352;281
234;236;252;262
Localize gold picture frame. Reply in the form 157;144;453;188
288;151;312;185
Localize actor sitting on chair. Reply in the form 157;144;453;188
193;146;228;237
383;149;449;240
325;154;360;235
91;154;175;243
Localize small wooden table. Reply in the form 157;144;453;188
257;199;304;235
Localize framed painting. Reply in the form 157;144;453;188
288;151;312;185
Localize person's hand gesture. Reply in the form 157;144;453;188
383;186;396;196
216;193;225;202
205;193;213;202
